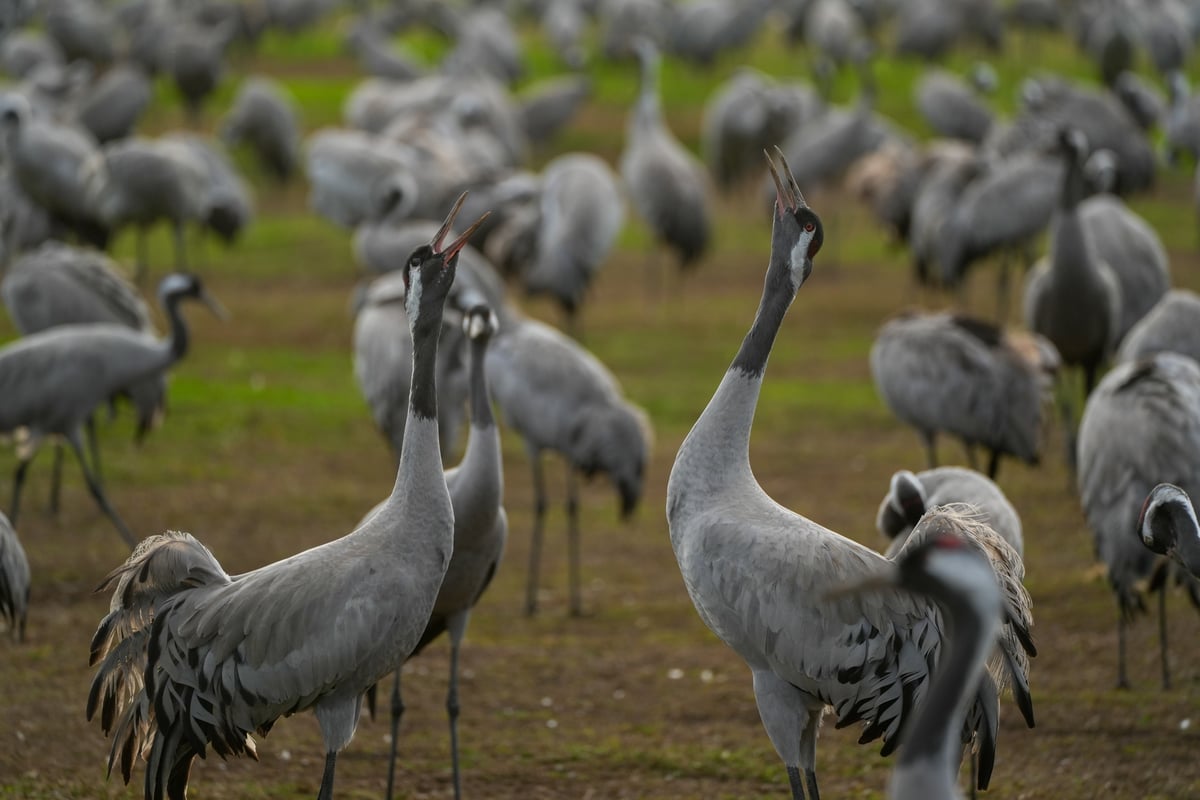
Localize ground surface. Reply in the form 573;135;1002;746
1;15;1199;800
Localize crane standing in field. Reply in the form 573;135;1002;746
1140;483;1200;581
87;196;488;800
0;272;224;546
667;150;1029;799
486;308;650;617
620;37;712;280
831;521;1008;800
365;303;507;800
1077;352;1200;689
870;310;1058;479
1;242;165;513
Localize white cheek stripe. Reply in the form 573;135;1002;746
405;269;423;324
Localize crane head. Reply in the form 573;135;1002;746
764;146;823;287
403;192;489;324
463;304;499;343
1138;483;1195;559
157;273;229;320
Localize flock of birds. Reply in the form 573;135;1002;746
1;0;1200;799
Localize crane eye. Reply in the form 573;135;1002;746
804;222;815;232
409;255;421;268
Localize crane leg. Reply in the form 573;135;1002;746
566;468;583;617
384;671;406;800
1158;572;1171;690
316;750;337;800
66;429;136;547
804;767;820;800
525;447;546;616
922;431;938;469
446;612;469;800
10;455;33;526
49;443;63;514
173;220;188;272
986;449;1001;481
87;415;103;484
786;766;805;799
136;226;149;285
963;442;979;472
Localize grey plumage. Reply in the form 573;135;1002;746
0;273;224;546
1023;130;1122;396
870;310;1058;479
876;467;1024;557
522;152;625;328
163;133;254;246
620;38;712;271
1076;351;1200;688
85;199;485;800
517;75;592;148
914;69;995;144
667;0;774;66
486;309;650;616
1117;289;1200;364
75;64;153;144
0;31;62;79
165;18;233;121
1139;483;1200;581
366;304;508;800
43;0;117;67
221;76;302;182
342;18;426;81
306;128;417;229
667;152;1019;799
0;511;29;643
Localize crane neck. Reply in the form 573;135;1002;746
467;337;495;430
895;586;999;787
389;299;450;511
1059;151;1088;211
732;249;798;378
160;292;191;362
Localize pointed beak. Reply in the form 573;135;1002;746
822;564;899;602
199;288;230;320
764;146;809;215
432;191;490;265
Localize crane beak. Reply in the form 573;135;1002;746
432;191;490;264
822;564;899;602
764;145;809;216
200;289;230;320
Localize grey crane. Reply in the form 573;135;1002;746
342;17;426;81
1112;71;1166;132
74;63;153;145
486;308;650;616
0;92;110;250
221;76;302;183
86;197;487;800
831;521;1008;800
1164;71;1200;165
1023;128;1122;460
804;0;869;74
364;303;508;800
666;151;1026;799
517;74;592;149
91;136;210;282
914;65;997;145
870;310;1058;479
42;0;117;67
876;467;1024;557
306;128;417;229
163;133;255;249
438;4;525;85
0;273;225;546
667;0;775;67
620;37;712;274
0;31;63;79
1117;289;1200;364
1140;483;1200;581
598;0;671;61
0;510;29;643
1076;351;1200;688
540;0;588;69
521;152;625;333
1;241;166;510
165;18;233;123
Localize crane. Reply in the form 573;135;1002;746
486;308;650;617
221;76;302;183
364;303;507;800
1140;483;1200;581
666;150;1025;799
0;272;225;546
870;310;1058;479
1;241;165;512
86;195;488;800
876;467;1023;557
1077;351;1200;688
1117;289;1200;365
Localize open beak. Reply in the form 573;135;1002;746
764;145;808;216
822;564;898;602
432;191;490;264
200;288;230;320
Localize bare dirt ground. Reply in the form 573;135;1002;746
1;151;1199;800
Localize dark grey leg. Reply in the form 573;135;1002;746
785;766;804;800
448;637;463;800
173;219;188;272
566;467;582;617
66;429;136;547
922;431;938;470
805;767;820;800
385;671;405;800
10;453;34;525
86;415;103;485
49;442;63;514
1116;610;1130;690
136;226;148;285
316;750;336;800
525;445;545;616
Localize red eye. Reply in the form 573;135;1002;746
804;222;815;232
